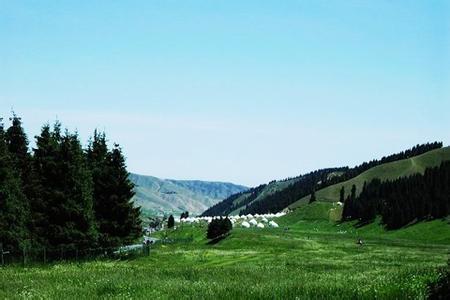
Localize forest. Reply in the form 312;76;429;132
342;161;450;229
0;114;141;252
222;143;443;216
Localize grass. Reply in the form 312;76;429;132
1;208;449;299
290;147;450;209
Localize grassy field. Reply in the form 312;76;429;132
1;205;449;299
290;147;450;209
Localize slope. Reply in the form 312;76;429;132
129;173;247;216
289;146;450;209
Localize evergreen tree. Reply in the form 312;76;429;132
339;186;345;203
207;217;232;240
33;123;97;248
168;215;175;229
0;119;29;250
5;114;33;191
30;123;58;246
309;188;316;204
351;184;356;201
342;162;450;229
5;114;35;240
87;135;142;246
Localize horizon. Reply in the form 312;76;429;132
1;0;449;186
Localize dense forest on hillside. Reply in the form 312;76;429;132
342;161;450;229
239;168;346;215
0;115;141;251
326;142;443;186
203;142;444;216
241;143;443;215
201;184;264;216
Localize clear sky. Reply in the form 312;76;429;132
1;0;449;186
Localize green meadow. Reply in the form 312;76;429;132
1;205;449;299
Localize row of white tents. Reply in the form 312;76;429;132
178;212;285;229
240;220;279;228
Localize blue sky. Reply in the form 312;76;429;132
1;0;449;186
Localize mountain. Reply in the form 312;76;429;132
129;173;248;217
203;143;450;217
289;146;450;209
200;169;346;217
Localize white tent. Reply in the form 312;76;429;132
256;223;265;228
241;221;251;228
269;221;279;228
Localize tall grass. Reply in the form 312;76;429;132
0;219;448;299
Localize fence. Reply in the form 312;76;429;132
0;236;195;267
0;243;151;267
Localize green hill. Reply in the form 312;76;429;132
201;174;313;216
228;178;299;215
289;146;450;209
129;174;248;216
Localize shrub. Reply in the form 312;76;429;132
206;218;232;240
167;215;175;229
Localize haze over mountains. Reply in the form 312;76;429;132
129;173;248;216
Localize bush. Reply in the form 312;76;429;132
167;215;175;229
207;218;232;240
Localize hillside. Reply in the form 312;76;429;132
289;146;450;209
129;173;248;216
200;172;336;217
226;179;299;215
202;144;449;217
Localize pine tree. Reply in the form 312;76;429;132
59;131;98;247
88;137;142;247
351;184;356;201
0;119;29;250
5;114;35;240
30;123;57;246
168;215;175;229
339;186;345;203
33;123;97;248
5;114;33;188
309;188;316;203
207;218;232;240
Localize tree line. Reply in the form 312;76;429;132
326;142;443;186
0;114;141;251
203;142;443;216
342;161;450;229
201;184;266;217
239;168;345;215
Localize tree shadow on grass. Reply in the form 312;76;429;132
206;233;231;245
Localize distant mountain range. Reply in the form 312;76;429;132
129;173;248;217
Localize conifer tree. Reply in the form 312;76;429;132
5;114;35;236
33;123;97;248
168;215;175;229
339;186;345;203
88;136;142;246
351;184;356;201
0;119;29;250
5;114;33;189
309;188;316;203
30;123;56;246
207;217;232;240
